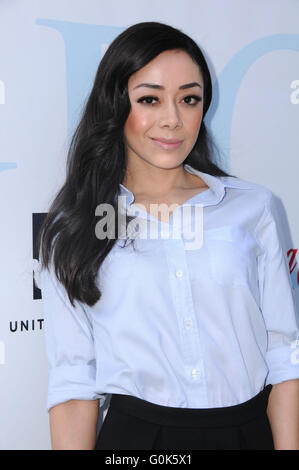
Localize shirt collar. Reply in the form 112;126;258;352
118;163;252;210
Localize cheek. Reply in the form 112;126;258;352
185;110;203;137
184;114;202;145
124;108;151;138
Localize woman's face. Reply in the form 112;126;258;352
124;49;204;170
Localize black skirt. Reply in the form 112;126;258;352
94;385;274;450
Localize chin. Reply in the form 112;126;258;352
149;158;186;170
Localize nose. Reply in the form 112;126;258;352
158;100;182;129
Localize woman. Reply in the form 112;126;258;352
37;21;299;450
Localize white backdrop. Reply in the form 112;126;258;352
0;0;298;450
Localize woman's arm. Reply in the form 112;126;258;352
267;379;299;450
49;399;99;450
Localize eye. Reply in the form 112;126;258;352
183;95;202;105
137;96;158;105
137;95;202;106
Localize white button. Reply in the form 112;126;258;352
176;269;183;278
185;319;192;329
191;368;199;379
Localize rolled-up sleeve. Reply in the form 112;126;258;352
256;190;299;385
40;261;104;413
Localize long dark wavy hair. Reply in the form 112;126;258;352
36;21;236;308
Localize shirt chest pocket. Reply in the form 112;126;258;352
204;225;258;287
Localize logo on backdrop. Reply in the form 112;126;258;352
1;25;298;176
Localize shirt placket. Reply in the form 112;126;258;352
163;222;209;407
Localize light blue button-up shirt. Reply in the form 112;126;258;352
39;164;299;413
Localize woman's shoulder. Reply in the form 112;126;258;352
219;174;273;199
218;175;275;218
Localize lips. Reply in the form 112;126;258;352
150;137;184;150
151;137;183;144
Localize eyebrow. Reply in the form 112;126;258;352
133;82;202;91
